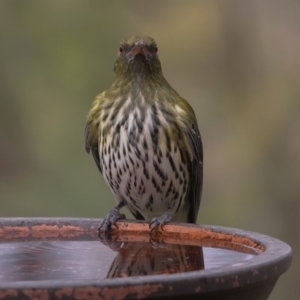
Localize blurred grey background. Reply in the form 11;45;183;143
0;1;299;299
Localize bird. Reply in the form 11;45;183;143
85;35;203;233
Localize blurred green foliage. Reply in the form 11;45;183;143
0;1;299;299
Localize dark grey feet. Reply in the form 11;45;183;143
98;204;126;233
149;209;172;233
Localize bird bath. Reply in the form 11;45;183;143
0;218;291;300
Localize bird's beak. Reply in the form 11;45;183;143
129;41;150;59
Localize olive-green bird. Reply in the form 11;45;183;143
85;36;203;232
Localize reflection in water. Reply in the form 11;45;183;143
0;235;256;282
104;241;204;278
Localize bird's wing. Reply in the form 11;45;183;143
85;122;102;173
85;94;103;174
185;122;203;223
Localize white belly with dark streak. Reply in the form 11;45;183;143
99;104;190;221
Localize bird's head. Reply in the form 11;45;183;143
113;36;163;79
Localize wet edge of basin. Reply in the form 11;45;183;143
0;217;292;300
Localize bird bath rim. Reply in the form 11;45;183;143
0;217;292;299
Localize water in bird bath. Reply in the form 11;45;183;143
0;234;260;282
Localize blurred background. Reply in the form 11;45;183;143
0;1;299;299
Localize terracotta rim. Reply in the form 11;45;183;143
0;217;292;297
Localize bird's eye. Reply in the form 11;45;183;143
119;46;123;54
154;47;158;53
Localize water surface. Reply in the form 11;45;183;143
0;237;257;282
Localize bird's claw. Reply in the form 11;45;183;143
98;208;126;233
149;210;172;233
149;218;165;233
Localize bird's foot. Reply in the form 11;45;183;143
149;209;172;233
98;207;126;233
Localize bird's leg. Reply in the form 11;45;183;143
98;200;126;233
149;208;172;233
